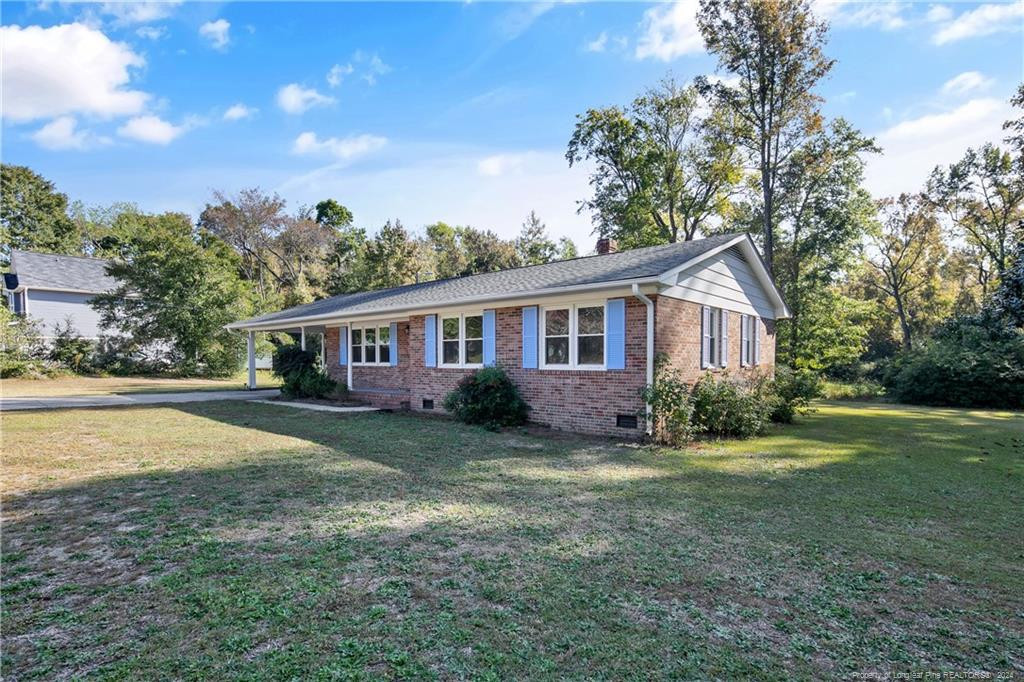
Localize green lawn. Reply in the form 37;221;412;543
1;369;279;397
2;402;1021;679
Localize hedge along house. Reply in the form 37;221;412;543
227;233;789;437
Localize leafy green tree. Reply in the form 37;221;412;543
363;220;421;289
697;0;834;273
324;225;370;295
0;165;80;264
314;199;354;229
1003;83;1024;156
459;227;519;275
773;119;878;367
567;78;743;248
91;213;255;377
69;201;142;257
424;222;468;279
557;236;579;260
789;287;871;372
515;211;558;265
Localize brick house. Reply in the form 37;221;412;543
228;233;789;437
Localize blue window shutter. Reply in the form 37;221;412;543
389;322;398;366
483;310;496;366
339;326;348;366
606;298;626;370
424;315;437;367
522;306;537;369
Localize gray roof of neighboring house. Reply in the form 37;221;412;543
232;233;747;328
8;250;118;294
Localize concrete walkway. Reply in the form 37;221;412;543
0;389;280;412
251;399;379;414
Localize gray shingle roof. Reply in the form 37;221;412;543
233;233;744;328
9;250;118;294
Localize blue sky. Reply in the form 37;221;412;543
2;1;1021;250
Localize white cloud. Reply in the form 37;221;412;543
223;103;256;121
292;132;388;160
136;25;165;40
477;153;531;177
199;19;230;50
117;115;190;145
866;97;1011;197
584;31;608;53
326;62;353;88
355;51;391;85
940;71;994;97
635;0;703;61
0;23;148;123
835;90;857;103
925;4;953;23
932;2;1024;45
813;1;908;30
496;2;555;41
99;1;181;25
276;83;335;114
31;116;109;151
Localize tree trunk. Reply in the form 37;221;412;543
895;297;912;350
761;173;774;274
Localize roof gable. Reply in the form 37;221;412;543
9;250;118;294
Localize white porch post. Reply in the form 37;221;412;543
300;326;306;351
246;331;256;390
346;325;353;390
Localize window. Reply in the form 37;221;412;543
541;302;605;369
702;307;731;369
438;313;485;367
351;324;392;365
747;316;759;366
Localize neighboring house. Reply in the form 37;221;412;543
228;233;790;436
2;250;118;340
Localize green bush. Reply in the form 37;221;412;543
443;366;529;430
282;367;337;399
770;366;822;423
690;373;777;439
272;344;318;380
640;362;695;446
0;307;50;378
91;336;171;376
49;318;95;373
821;379;885;401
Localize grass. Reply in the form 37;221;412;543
2;401;1022;679
1;369;280;398
821;379;887;401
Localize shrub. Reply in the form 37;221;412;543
640;363;695;446
0;307;50;378
821;379;885;401
91;336;172;376
282;367;337;399
272;344;318;379
49;318;95;373
770;366;822;423
443;365;529;430
690;373;777;439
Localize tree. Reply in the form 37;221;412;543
863;195;947;350
773;119;878;367
459;227;519;275
90;212;254;377
315;199;354;229
362;220;421;289
567;78;743;248
697;0;834;273
1003;83;1024;156
422;223;519;278
927;144;1024;282
324;225;370;295
557;236;579;260
424;222;468;279
0;165;80;264
515;211;559;265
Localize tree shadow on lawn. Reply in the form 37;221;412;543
3;402;1023;679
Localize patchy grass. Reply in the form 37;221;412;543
1;369;279;398
2;401;1022;679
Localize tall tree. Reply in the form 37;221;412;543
515;211;559;265
315;199;354;229
773;119;878;366
697;0;834;273
567;78;743;248
363;220;421;289
927;144;1024;282
91;212;254;376
0;165;80;264
863;194;947;350
424;222;468;280
459;227;519;275
1003;83;1024;156
557;236;579;260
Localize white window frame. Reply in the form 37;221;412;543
350;322;393;366
437;311;485;369
706;308;719;368
539;301;607;371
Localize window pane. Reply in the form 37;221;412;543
379;345;390;363
577;306;604;335
545;309;569;336
465;315;483;339
378;325;390;344
578;335;604;365
545;337;569;365
351;329;362;346
465;339;483;364
366;345;376;363
365;328;376;345
442;317;459;340
352;346;362;363
443;340;459;364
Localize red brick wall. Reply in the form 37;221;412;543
324;322;411;391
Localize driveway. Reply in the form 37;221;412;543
0;389;280;411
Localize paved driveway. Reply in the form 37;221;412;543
0;389;280;411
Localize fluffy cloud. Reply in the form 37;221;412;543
635;0;703;61
99;1;182;26
932;2;1024;45
31;116;109;151
223;103;256;121
0;23;148;123
136;26;165;40
292;132;388;160
276;84;335;114
584;31;608;53
117;115;191;145
925;4;954;23
812;0;907;30
326;63;353;88
940;71;994;97
477;153;530;177
199;19;230;50
355;51;391;86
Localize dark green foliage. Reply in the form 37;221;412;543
690;373;777;439
639;359;695;445
443;366;529;430
0;164;81;264
272;344;318;380
48;319;95;373
0;306;47;378
770;366;823;423
90;336;171;376
273;344;337;399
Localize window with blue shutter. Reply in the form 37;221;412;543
389;322;398;366
605;298;626;370
338;325;348;366
424;315;437;367
522;306;538;369
483;310;496;366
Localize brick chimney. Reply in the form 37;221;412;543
596;237;618;255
